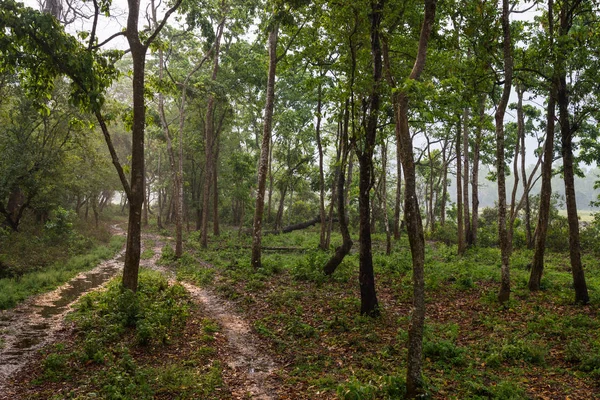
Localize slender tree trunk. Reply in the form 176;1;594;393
251;25;278;270
381;141;392;254
323;100;353;275
316;81;327;250
394;146;403;239
496;0;513;304
456;119;465;255
471;95;484;245
558;67;589;304
529;83;556;290
325;121;343;250
393;0;436;396
213;137;220;236
143;174;149;226
518;88;533;248
463;108;472;246
353;0;383;317
267;137;274;223
441;145;448;227
157;151;164;229
509;85;524;247
275;186;287;231
201;20;225;248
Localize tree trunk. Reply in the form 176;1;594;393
463;108;472;246
201;20;225;248
394;144;403;239
471;95;484;245
394;0;436;396
381;141;392;255
496;0;513;304
119;0;153;292
354;0;383;317
251;25;278;270
213;135;220;236
558;68;589;304
323;100;353;275
529;83;556;291
267;137;274;223
275;186;287;232
456;118;465;255
316;80;327;250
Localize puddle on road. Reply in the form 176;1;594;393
0;248;125;389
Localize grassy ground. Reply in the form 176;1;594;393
10;270;225;399
0;216;126;310
179;228;600;399
9;224;600;399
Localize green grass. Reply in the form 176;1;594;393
0;235;125;309
172;224;600;398
19;270;224;399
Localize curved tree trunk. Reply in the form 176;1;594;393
354;0;383;317
324;109;351;274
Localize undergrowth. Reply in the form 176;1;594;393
0;235;124;309
25;269;223;399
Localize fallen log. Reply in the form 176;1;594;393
266;216;338;235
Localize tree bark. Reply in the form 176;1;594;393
393;0;437;396
456;118;465;255
471;95;484;245
316;80;327;250
354;0;383;317
251;25;279;270
463;108;472;246
496;0;513;304
324;100;353;275
529;82;556;291
558;78;588;304
381;140;392;254
201;19;225;248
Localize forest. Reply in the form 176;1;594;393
2;0;600;398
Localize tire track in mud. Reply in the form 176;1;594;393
1;229;280;399
182;282;279;400
0;225;126;395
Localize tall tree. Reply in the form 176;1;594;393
556;0;589;304
389;0;437;395
251;22;279;269
495;0;513;304
352;0;383;317
201;11;226;248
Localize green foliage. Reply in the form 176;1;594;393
290;250;329;283
176;252;215;286
337;375;407;400
70;270;189;350
487;339;547;366
423;339;465;367
34;270;216;399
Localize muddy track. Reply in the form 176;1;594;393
0;230;280;399
182;282;279;399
